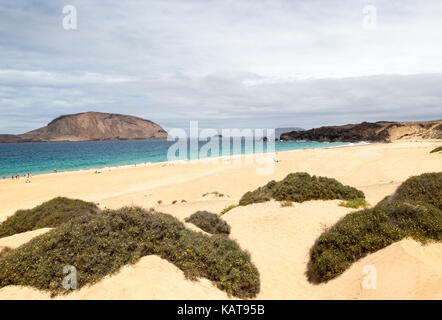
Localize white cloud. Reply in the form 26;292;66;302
0;0;441;133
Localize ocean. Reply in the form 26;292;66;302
0;139;356;177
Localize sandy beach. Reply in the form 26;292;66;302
0;141;441;299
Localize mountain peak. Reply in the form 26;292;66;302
0;112;168;143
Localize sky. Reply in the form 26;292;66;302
0;0;441;134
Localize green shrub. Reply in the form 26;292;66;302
308;172;442;283
202;191;225;198
220;205;238;216
280;201;293;207
338;198;370;209
0;197;98;238
430;146;442;153
185;211;231;235
308;201;441;283
0;207;259;298
239;173;365;206
239;185;274;206
389;172;442;210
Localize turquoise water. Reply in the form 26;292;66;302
0;139;354;177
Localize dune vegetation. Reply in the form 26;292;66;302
280;201;293;207
387;172;442;210
239;172;365;206
308;172;442;283
338;198;370;209
0;197;99;238
0;207;259;298
185;211;231;235
202;191;225;198
430;146;442;153
219;205;238;216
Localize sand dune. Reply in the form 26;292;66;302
320;239;442;299
0;141;441;299
0;228;51;250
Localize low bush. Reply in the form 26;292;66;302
220;205;238;216
239;173;364;206
0;197;99;238
338;198;370;209
185;211;231;235
239;185;273;206
308;172;442;283
430;146;442;153
280;201;293;207
389;172;442;210
0;207;259;298
202;191;225;198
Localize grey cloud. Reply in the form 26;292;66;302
0;0;441;133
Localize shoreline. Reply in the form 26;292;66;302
0;140;439;217
0;140;370;179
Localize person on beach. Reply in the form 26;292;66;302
54;168;57;173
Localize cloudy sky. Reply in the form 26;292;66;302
0;0;441;133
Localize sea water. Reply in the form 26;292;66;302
0;139;357;177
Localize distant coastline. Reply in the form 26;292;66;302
280;120;442;143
